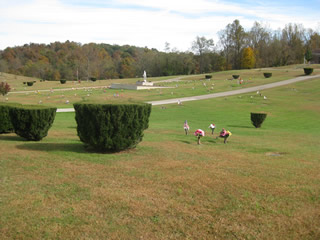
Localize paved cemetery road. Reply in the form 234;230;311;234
54;74;320;112
147;74;320;106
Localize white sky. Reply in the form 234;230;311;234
0;0;319;51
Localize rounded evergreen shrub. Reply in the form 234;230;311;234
74;102;152;152
9;105;57;141
232;75;240;79
303;68;313;75
60;79;67;84
263;73;272;78
27;82;34;86
90;77;97;82
205;75;212;79
0;103;21;133
251;112;267;128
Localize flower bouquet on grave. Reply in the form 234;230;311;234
194;129;205;145
184;120;190;135
209;123;215;135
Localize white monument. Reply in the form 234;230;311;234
111;70;159;90
143;70;147;82
136;70;153;86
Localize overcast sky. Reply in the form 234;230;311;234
1;0;319;51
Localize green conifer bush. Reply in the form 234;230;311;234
263;73;272;78
303;68;313;75
74;102;152;152
251;112;267;128
9;105;57;141
0;103;21;133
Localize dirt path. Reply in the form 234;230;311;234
53;74;319;112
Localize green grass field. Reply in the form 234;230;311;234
2;64;319;108
1;65;320;239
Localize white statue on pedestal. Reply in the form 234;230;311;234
143;70;147;82
135;70;153;86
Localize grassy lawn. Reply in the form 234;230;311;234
2;64;320;108
0;66;320;239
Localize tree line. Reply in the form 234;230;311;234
0;20;319;80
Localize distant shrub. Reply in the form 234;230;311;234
60;79;67;84
205;75;212;79
232;75;240;79
0;82;11;96
263;73;272;78
9;105;57;141
27;82;34;86
303;68;313;75
23;82;26;84
90;77;97;82
0;103;21;133
251;112;267;128
74;102;152;152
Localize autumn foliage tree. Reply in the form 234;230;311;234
241;47;256;69
0;20;319;79
0;82;11;96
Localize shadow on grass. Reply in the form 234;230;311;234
16;142;87;153
180;140;192;144
16;142;129;155
227;125;252;129
0;134;25;142
206;139;217;143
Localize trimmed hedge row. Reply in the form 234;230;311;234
74;102;152;152
0;103;21;133
9;105;57;141
251;112;267;128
